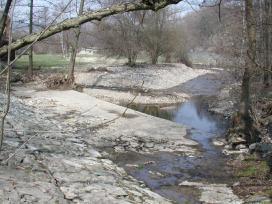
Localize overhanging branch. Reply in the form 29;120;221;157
0;0;182;56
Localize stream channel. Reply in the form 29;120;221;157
108;96;234;203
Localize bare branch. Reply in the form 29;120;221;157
200;0;223;22
0;0;74;76
0;0;183;57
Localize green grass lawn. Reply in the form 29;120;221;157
14;53;124;71
15;54;69;70
14;52;163;72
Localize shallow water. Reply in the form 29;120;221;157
110;97;233;203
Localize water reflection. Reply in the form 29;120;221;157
128;98;227;147
128;104;175;120
116;97;231;204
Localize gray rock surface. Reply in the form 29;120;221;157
75;64;232;105
0;89;198;203
179;181;243;204
0;64;237;203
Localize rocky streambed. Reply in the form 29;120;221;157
1;89;197;203
105;97;242;204
76;64;233;105
0;64;244;203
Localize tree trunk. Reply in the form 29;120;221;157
151;50;159;64
0;0;12;41
151;56;158;64
165;53;171;63
263;0;270;87
28;0;33;77
0;0;13;151
68;0;85;83
270;1;272;82
239;0;259;144
127;52;137;67
128;57;135;66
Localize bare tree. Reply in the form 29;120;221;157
141;8;190;65
68;0;85;82
95;5;190;66
28;0;34;77
0;0;15;150
141;9;167;64
94;10;144;66
0;0;183;58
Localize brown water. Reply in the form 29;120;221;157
108;97;233;203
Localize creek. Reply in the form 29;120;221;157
109;96;233;203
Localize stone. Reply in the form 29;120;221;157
212;138;226;146
130;141;139;148
144;142;155;148
223;148;249;156
60;186;78;200
1;70;238;204
232;182;240;187
249;143;257;151
229;136;247;146
87;149;102;158
125;164;138;168
235;144;247;150
245;195;271;203
224;145;232;150
22;154;36;165
0;92;173;204
179;181;243;204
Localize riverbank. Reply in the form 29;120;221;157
0;88;199;203
2;62;269;203
76;63;272;203
75;63;233;105
107;96;242;204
